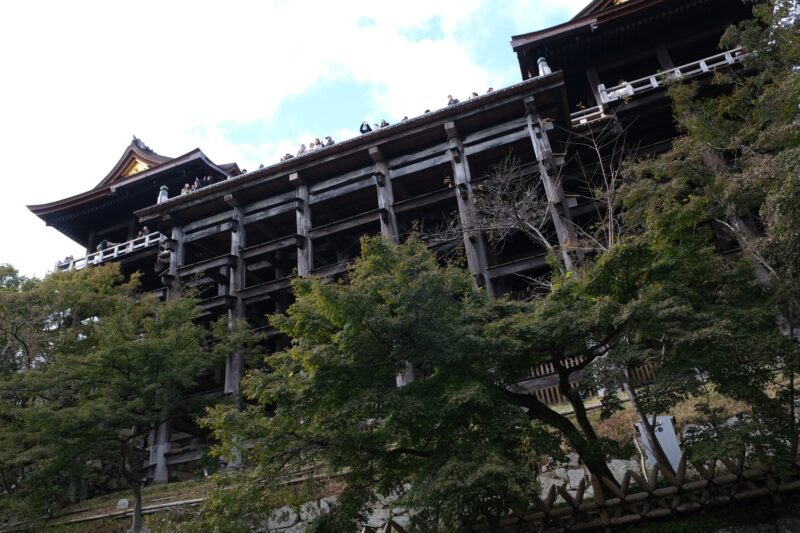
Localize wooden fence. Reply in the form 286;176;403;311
528;361;656;406
369;454;800;532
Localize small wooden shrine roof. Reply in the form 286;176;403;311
510;0;667;53
28;139;237;244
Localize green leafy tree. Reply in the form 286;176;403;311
623;0;800;463
197;237;638;531
0;264;220;533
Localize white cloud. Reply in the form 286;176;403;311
0;0;586;277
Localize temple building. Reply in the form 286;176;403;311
27;0;754;483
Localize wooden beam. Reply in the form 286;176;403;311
240;234;298;259
487;254;548;279
444;121;459;140
200;294;236;312
177;254;235;278
148;421;170;484
526;107;579;271
310;262;348;278
390;153;451;179
182;222;233;243
656;45;676;71
393;187;456;214
294;175;313;276
461;117;528;146
237;276;293;302
463;128;529;156
309;165;374;195
585;67;604;108
309;176;374;205
166;226;184;299
447;131;494;296
387;141;448;169
225;204;246;396
371;148;399;243
309;209;383;240
182;210;233;233
369;146;384;163
242;201;296;225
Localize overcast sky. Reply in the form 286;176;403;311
0;0;587;277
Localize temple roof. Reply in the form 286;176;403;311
510;0;668;52
572;0;632;20
28;141;238;245
95;136;173;188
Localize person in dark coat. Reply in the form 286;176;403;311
447;94;460;105
325;136;334;146
360;121;372;134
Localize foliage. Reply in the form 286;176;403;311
622;0;800;465
196;237;571;530
0;264;220;532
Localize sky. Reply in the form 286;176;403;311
0;0;588;278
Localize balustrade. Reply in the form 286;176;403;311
55;231;162;272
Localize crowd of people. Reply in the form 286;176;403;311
150;87;503;207
181;175;218;195
284;88;498;155
282;135;336;161
93;225;153;254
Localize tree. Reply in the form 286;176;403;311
197;236;641;531
0;264;220;533
623;0;800;464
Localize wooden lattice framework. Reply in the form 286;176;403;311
368;454;800;531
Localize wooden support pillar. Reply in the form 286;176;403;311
585;67;604;108
149;420;170;484
166;225;184;299
85;228;96;257
127;218;137;241
224;195;245;399
444;121;495;296
292;172;313;276
369;146;399;243
656;45;675;71
524;96;579;272
149;221;184;482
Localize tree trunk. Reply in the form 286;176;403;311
623;368;675;476
120;439;145;533
504;389;619;488
131;481;144;533
788;316;799;461
556;361;600;443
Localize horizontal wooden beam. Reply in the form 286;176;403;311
242;190;296;216
240;235;299;259
243;201;296;225
393;187;456;214
199;294;236;312
486;254;548;279
390;153;451;179
177;254;235;278
310;262;348;278
387;141;448;169
183;222;233;243
463;128;529;156
309;176;374;205
309;210;383;240
237;277;293;302
462;117;528;145
309;166;374;195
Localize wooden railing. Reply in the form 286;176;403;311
571;47;745;127
371;454;800;531
56;232;162;272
